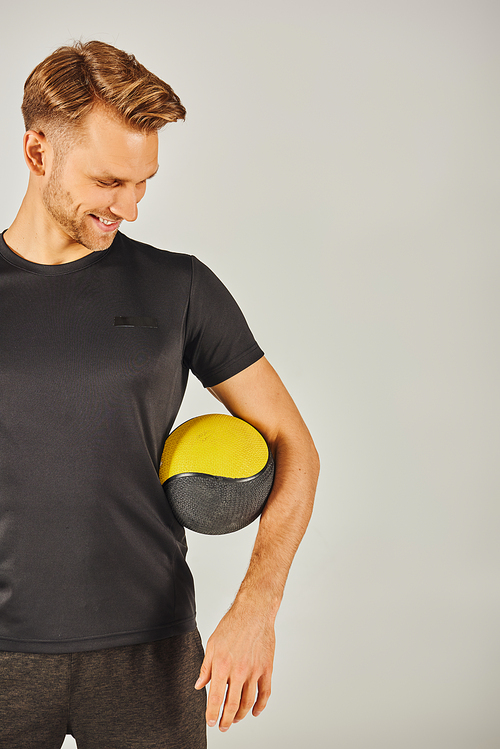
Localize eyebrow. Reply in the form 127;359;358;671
93;166;160;183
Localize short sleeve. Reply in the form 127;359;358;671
183;256;264;387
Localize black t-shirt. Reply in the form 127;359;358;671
0;231;263;653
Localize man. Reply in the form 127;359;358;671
0;41;319;748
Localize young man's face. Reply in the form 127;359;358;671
41;106;159;252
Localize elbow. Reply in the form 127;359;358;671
308;436;320;482
312;440;320;477
273;425;320;481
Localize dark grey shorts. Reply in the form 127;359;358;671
0;629;207;749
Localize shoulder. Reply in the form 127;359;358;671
115;231;194;273
114;233;231;296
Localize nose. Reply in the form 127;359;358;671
109;185;140;222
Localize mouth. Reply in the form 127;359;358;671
89;215;121;233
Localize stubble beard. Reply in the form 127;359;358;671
42;163;117;253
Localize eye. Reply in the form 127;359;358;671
97;180;117;187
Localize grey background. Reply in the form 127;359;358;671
1;1;499;747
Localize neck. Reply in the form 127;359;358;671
4;191;93;266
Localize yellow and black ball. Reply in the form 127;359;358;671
159;414;274;534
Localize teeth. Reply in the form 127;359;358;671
98;217;115;225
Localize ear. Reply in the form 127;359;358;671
23;130;51;176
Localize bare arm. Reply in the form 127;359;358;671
194;356;320;731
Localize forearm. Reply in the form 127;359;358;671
233;426;319;619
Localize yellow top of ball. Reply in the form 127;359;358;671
159;414;269;483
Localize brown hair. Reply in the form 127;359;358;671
22;40;186;134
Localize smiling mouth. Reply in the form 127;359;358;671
90;215;121;232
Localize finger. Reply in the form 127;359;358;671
218;679;244;732
194;652;212;690
233;679;257;723
252;672;272;717
205;673;228;728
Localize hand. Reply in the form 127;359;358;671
194;603;275;731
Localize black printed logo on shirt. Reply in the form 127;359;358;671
114;316;159;328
